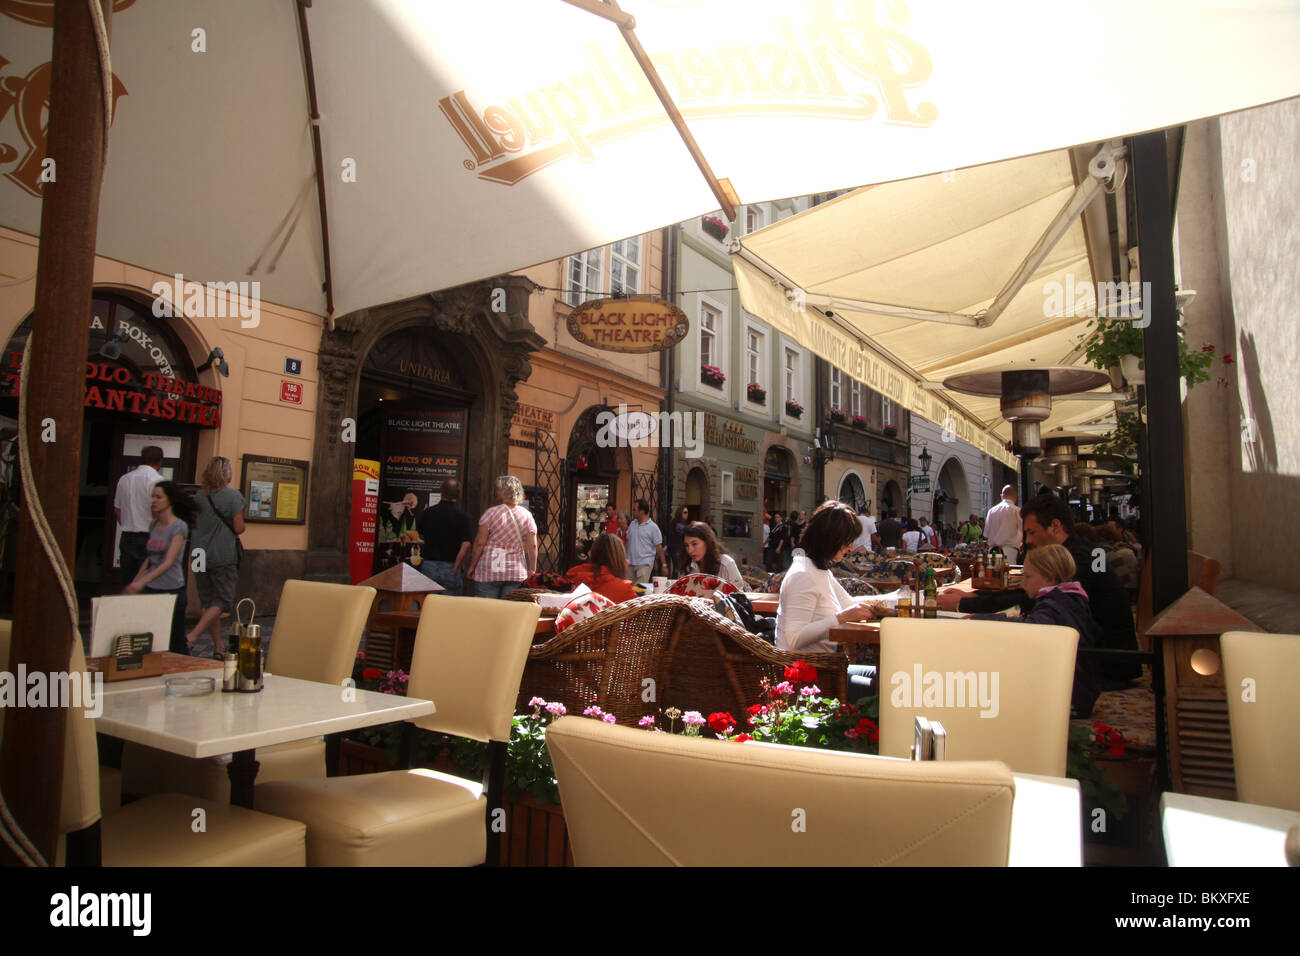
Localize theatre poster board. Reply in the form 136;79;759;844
240;454;309;524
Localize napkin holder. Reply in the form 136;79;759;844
87;632;165;682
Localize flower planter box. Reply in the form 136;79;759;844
851;416;867;429
747;387;767;405
784;403;803;419
883;426;898;438
701;216;729;241
701;375;725;389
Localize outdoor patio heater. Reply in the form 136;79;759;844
942;366;1111;505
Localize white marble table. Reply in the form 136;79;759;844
98;673;435;807
1162;792;1300;867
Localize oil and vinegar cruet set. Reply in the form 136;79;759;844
222;597;264;693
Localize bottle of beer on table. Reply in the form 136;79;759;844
923;568;938;618
897;580;914;619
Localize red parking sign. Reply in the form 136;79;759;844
280;381;303;404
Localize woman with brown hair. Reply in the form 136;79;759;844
565;532;637;603
682;521;745;591
186;455;246;656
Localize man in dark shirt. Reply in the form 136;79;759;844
938;493;1140;682
416;479;474;595
877;512;902;550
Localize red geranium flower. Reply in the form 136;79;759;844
707;712;737;735
783;661;818;685
836;704;859;719
856;718;879;743
362;668;382;681
733;734;754;743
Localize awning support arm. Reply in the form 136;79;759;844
977;143;1125;330
564;0;737;220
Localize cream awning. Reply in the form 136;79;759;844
732;148;1145;467
1;1;1298;320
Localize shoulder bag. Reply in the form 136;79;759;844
207;490;244;567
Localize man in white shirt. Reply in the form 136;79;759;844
984;485;1023;564
918;516;939;550
114;445;165;587
625;499;666;584
852;507;877;552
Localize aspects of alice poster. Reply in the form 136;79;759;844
375;408;466;573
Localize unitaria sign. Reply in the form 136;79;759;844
566;296;689;353
3;354;222;427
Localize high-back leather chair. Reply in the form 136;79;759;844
121;580;375;801
1221;631;1300;811
878;617;1077;776
255;594;540;866
546;716;1016;865
0;620;306;865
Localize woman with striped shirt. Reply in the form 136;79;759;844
468;475;538;600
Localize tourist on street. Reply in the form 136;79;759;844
604;504;620;537
113;444;165;587
901;518;922;552
764;511;789;572
186;456;246;656
124;480;195;655
668;505;691;577
625;499;666;584
958;514;983;545
877;511;902;551
616;510;630;543
417;479;474;595
852;506;877;553
788;510;805;552
468;475;537;600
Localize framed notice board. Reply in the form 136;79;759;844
240;454;309;524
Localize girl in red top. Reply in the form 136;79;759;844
565;533;637;604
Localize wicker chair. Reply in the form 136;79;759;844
503;587;551;603
518;594;849;724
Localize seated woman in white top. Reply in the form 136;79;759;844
775;501;876;655
682;521;746;591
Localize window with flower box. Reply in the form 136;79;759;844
850;380;862;419
746;326;766;402
700;303;719;370
830;369;842;412
784;348;798;404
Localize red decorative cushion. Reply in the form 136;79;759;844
667;573;738;598
554;591;616;634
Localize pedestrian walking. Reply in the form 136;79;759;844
186;456;245;656
468;475;537;600
113;444;164;587
417;479;474;595
123;480;195;655
625;499;666;584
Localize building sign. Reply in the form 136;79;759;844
363;328;467;392
908;475;930;494
566;296;689;353
349;459;381;584
511;403;555;436
703;413;758;454
280;381;303;404
2;298;222;427
735;466;759;499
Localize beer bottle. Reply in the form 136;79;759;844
923;568;938;619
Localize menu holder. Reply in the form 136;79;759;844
87;632;165;682
971;573;1007;590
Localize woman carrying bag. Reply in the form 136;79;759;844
186;456;246;657
468;475;537;600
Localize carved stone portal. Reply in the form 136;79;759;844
306;276;545;582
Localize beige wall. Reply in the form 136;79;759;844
0;227;320;552
1177;100;1300;592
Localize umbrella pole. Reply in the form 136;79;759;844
0;0;111;867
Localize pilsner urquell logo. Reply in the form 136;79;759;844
441;0;936;185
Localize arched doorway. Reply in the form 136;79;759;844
685;466;707;522
880;479;904;518
838;472;867;511
763;446;794;516
1;290;212;602
934;457;969;529
567;405;622;565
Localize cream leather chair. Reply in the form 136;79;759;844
0;621;305;865
255;594;540;866
546;716;1016;865
878;617;1077;776
121;580;376;801
1221;631;1300;811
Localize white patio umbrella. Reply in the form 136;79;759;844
2;0;1298;319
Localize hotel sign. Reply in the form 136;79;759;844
566;297;689;353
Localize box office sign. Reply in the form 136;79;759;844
566;296;689;353
511;403;555;437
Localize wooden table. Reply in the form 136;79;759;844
98;673;435;808
1161;792;1300;866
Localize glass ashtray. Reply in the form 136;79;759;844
165;676;216;697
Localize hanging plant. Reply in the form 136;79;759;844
784;399;804;418
747;382;767;404
701;215;729;241
1095;408;1141;458
1074;309;1215;390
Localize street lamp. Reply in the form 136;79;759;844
918;444;932;476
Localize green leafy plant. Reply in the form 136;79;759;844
1075;311;1216;389
1094;408;1141;458
453;698;579;805
1067;721;1129;821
